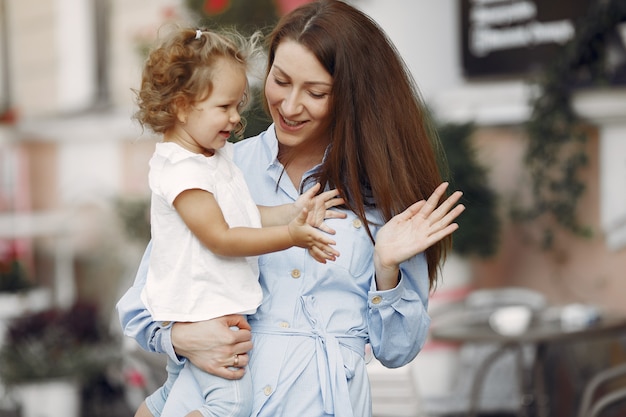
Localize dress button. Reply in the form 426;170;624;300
291;269;301;279
371;295;382;304
279;322;290;328
352;218;362;229
264;385;273;396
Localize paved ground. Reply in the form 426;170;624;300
368;357;527;417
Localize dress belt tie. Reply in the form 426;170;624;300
252;296;365;417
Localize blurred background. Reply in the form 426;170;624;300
0;0;625;416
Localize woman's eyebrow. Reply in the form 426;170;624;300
273;64;332;87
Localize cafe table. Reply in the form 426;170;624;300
430;310;626;417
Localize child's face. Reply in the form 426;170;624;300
173;58;247;156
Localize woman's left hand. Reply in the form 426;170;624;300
373;182;465;288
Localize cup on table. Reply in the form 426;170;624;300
489;305;533;336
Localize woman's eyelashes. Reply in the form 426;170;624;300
308;90;327;99
273;77;289;86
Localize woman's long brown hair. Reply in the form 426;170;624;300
266;0;450;288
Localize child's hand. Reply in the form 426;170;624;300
294;183;347;234
288;208;340;264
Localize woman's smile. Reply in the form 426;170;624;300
279;113;306;128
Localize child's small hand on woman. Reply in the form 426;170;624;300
294;183;347;234
288;207;341;264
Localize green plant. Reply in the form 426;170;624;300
0;243;33;293
514;0;626;248
0;303;116;386
438;122;500;258
114;197;151;244
0;260;32;293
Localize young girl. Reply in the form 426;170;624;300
133;26;344;417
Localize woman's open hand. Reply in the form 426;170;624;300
374;182;465;288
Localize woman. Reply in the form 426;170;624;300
117;1;464;416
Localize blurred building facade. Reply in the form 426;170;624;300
0;0;625;316
342;0;626;312
0;0;166;314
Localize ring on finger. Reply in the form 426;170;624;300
233;354;239;367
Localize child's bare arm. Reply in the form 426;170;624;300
173;188;338;261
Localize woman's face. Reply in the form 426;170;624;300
265;40;333;150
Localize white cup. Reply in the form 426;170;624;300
489;305;532;336
560;303;599;331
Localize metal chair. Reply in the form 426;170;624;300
421;287;547;417
577;362;626;417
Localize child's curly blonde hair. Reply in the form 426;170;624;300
133;25;264;139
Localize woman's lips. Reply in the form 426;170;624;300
279;113;305;130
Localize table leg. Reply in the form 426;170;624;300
514;344;533;417
531;343;550;417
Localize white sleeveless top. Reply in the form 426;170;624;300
141;141;263;322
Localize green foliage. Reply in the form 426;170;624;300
514;0;626;248
0;303;116;385
0;259;32;293
114;197;151;244
438;122;500;258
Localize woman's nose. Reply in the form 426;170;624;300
281;90;302;115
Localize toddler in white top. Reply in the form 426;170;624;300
132;26;343;417
143;141;263;323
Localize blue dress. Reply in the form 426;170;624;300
117;125;432;417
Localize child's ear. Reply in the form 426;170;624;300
173;98;188;124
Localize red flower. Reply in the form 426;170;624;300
204;0;230;15
0;107;18;125
125;369;147;388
